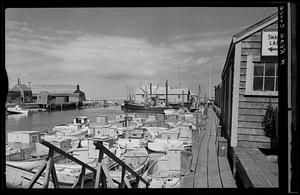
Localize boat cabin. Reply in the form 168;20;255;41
73;116;90;126
128;127;147;139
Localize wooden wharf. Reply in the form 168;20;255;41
181;107;237;188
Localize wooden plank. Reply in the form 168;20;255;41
246;150;278;187
240;61;247;68
240;75;246;82
101;162;118;188
242;33;262;42
231;42;241;147
238;128;265;135
236;152;272;188
207;137;222;188
241;48;261;56
239;81;246;89
50;164;60;189
180;173;194;188
190;130;204;172
43;158;52;188
239;101;274;109
238;95;279;103
94;163;102;188
241;42;262;48
238;108;266;116
241;54;261;62
194;134;209;188
238;134;270;142
240;67;247;75
218;157;237;188
27;160;47;188
238;121;263;128
238;115;264;122
237;140;271;149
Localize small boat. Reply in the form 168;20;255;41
109;147;150;184
116;138;142;150
139;150;191;188
7;105;29;115
147;139;185;153
6;158;45;170
6;164;54;188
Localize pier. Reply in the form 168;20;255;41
181;107;236;188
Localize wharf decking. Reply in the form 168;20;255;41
181;107;237;188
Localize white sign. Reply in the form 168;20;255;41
262;31;278;56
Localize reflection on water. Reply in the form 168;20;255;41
5;106;124;138
6;113;29;121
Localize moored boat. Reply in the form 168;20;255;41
7;105;29;115
6;164;54;188
109;147;150;183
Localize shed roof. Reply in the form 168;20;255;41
31;84;79;94
9;84;31;92
221;12;278;78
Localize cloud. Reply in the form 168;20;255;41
5;20;231;97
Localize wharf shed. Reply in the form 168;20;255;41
7;79;32;103
31;84;86;105
219;13;278;149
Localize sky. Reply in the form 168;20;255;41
5;7;277;99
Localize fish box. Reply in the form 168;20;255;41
7;131;40;149
217;137;228;157
96;115;108;125
43;136;71;151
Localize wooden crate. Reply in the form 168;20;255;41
217;137;228;157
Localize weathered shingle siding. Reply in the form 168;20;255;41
237;21;278;148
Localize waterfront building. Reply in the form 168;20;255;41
217;12;278;149
6;78;32;103
31;84;86;105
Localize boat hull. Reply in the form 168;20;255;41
121;101;170;114
6;164;54;188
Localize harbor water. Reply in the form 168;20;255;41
5;106;124;143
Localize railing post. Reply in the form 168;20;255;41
43;148;54;188
94;140;105;188
120;166;126;188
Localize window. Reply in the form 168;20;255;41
245;55;278;96
253;62;278;91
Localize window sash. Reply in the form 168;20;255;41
253;62;277;92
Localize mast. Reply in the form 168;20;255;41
209;64;211;99
197;85;201;109
165;80;168;107
178;64;181;89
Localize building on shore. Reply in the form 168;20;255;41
31;84;86;107
6;78;32;103
216;12;278;149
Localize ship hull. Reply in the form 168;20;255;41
121;101;170;114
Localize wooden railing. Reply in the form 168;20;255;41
93;140;149;188
27;139;149;189
27;139;97;189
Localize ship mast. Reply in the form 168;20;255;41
178;64;181;89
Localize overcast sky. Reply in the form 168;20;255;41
5;7;277;99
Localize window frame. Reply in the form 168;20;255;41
245;55;278;96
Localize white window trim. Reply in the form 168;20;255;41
245;55;278;97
